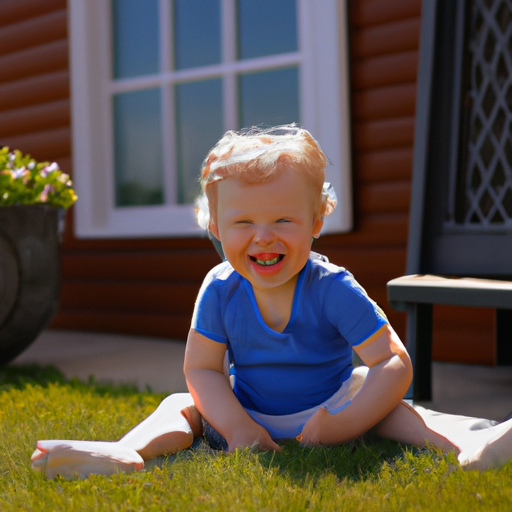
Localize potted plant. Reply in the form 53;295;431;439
0;147;77;365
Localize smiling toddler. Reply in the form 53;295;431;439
32;125;512;478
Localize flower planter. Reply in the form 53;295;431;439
0;204;63;365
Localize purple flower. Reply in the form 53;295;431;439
13;167;28;179
39;184;52;203
40;162;59;177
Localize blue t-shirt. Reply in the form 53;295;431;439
191;254;387;416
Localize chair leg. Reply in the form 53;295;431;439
496;309;512;365
406;303;433;401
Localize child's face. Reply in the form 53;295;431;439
210;167;324;293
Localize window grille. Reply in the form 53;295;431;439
453;0;512;228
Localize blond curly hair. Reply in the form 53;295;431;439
195;124;337;230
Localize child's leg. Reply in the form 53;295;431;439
374;401;459;454
32;393;202;479
118;393;202;459
365;390;512;470
32;351;232;479
321;367;459;453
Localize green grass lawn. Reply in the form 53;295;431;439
1;364;511;512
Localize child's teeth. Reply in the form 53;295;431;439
256;256;280;266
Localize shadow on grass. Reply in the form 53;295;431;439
158;434;413;485
0;363;152;397
256;437;409;483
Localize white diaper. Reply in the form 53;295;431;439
246;366;368;439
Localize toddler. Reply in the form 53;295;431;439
32;125;512;478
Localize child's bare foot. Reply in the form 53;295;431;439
459;419;512;471
31;440;144;480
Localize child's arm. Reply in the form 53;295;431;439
298;324;412;446
184;328;281;452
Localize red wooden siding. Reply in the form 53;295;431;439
0;1;70;168
0;0;495;364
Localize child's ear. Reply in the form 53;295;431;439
312;216;324;239
209;221;220;240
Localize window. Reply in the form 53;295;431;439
69;0;352;238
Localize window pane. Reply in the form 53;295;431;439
239;67;299;128
237;0;297;60
112;0;159;79
174;0;221;69
114;89;164;206
175;79;223;204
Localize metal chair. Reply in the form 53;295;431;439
386;0;512;401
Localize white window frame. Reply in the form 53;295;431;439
69;0;353;238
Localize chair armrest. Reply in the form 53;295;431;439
387;274;512;310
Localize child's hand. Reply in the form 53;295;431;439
296;406;333;446
227;423;282;452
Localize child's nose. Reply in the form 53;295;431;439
253;226;275;245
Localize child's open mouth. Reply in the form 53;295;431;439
249;253;284;267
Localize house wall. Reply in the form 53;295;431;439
0;0;495;364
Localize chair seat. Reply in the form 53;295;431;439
387;274;512;400
387;274;512;311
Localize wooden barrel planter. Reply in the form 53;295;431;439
0;204;62;365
